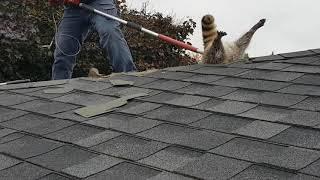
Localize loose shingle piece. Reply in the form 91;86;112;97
3;49;320;179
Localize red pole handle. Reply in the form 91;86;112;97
158;34;201;53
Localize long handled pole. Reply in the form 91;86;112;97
0;79;31;86
79;3;203;54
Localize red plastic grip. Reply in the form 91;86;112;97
158;34;198;53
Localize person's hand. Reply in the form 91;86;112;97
48;0;64;6
63;0;80;6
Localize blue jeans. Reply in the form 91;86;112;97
52;0;136;80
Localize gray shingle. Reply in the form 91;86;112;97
165;94;210;107
53;91;116;106
92;135;168;161
278;110;320;127
138;124;234;150
139;146;203;171
0;92;35;106
62;155;123;178
0;135;62;159
232;120;290;139
0;163;51;180
231;165;319;180
192;66;248;76
293;74;320;86
176;153;251;180
228;61;267;69
0;154;21;170
191;114;253;132
12;99;79;115
242;79;290;91
280;50;316;58
29;145;98;171
0;132;25;144
9;87;45;94
311;49;320;54
279;56;320;65
193;98;225;110
140;79;191;91
109;74;158;86
255;62;293;70
52;110;91;122
0;114;75;135
0;128;17;138
0;80;66;91
211;138;320;170
144;106;211;124
75;130;122;147
225;90;306;107
301;159;320;177
45;124;106;144
239;69;272;79
182;74;225;83
95;86;128;96
278;84;320;96
145;71;194;80
164;64;203;72
205;100;257;115
271;127;320;149
262;71;304;82
292;97;320;111
221;89;263;102
85;114;161;134
211;77;252;88
175;83;237;97
0;107;28;122
251;54;285;62
148;172;196;180
142;92;182;104
67;79;112;92
282;65;320;73
98;87;161;97
30;79;68;87
85;162;161;180
213;78;290;90
119;102;162;115
258;92;307;107
38;173;73;180
239;106;293;122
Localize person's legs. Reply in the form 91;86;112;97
52;7;90;80
90;5;136;72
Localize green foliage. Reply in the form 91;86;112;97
0;0;197;82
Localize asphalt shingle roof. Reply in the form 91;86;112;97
1;49;320;179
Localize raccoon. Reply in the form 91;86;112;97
201;15;266;64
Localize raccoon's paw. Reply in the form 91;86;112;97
253;19;266;30
258;19;266;26
218;31;227;38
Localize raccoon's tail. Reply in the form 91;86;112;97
201;14;218;50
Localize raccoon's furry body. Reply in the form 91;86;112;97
201;15;266;64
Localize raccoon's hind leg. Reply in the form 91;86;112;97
235;19;266;56
204;31;227;64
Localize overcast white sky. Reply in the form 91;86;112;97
127;0;320;57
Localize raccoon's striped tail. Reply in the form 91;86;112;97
201;15;218;50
